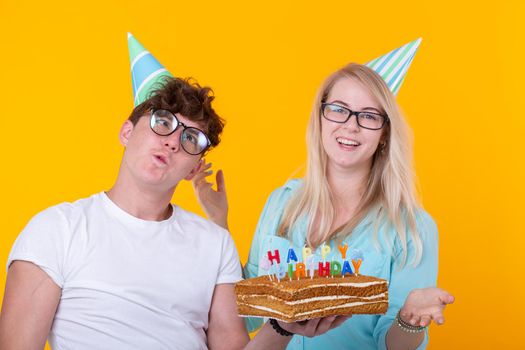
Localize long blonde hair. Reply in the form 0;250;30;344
277;63;423;267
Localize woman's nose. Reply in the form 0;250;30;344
343;114;360;131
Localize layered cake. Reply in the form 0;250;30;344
235;273;388;323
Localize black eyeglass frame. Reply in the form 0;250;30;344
320;103;389;130
149;109;211;155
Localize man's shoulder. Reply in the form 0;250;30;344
29;193;102;227
173;206;229;238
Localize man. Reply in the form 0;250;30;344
0;34;344;350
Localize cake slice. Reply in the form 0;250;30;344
235;273;388;323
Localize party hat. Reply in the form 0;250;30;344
366;38;422;96
128;33;174;106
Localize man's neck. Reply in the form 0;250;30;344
107;176;175;222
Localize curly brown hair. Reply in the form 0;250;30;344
128;77;225;148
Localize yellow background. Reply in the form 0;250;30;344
1;0;523;348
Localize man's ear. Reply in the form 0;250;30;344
119;120;134;147
185;158;204;181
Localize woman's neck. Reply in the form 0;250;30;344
326;163;370;209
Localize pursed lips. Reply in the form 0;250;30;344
153;153;169;165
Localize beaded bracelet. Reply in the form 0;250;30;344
395;311;427;333
269;318;294;337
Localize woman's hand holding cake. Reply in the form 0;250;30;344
278;316;351;337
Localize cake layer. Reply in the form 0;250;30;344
235;273;389;322
237;292;388;315
235;274;388;301
238;299;388;323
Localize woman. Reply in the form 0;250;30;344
193;63;454;350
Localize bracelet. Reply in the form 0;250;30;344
396;310;427;334
269;318;294;337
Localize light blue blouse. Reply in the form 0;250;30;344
243;180;438;350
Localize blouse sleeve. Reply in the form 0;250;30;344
373;210;439;350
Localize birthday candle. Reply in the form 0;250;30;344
342;260;353;277
267;249;281;265
302;245;312;263
321;243;331;260
295;262;306;279
286;247;298;263
318;261;330;277
330;255;334;278
276;264;287;281
338;243;349;259
306;256;316;279
331;261;342;276
351;259;362;276
259;255;273;281
349;249;364;276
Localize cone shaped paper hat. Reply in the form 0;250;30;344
366;38;422;96
128;33;174;106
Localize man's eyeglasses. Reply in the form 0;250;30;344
150;109;211;155
321;103;389;130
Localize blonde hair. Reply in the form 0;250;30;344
277;63;423;267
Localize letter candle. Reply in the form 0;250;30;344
267;249;281;265
263;244;367;283
295;262;306;279
349;249;364;276
306;255;316;279
341;260;353;277
286;248;298;263
318;261;330;277
351;259;362;276
338;243;348;259
321;243;331;261
331;261;342;276
259;255;273;281
302;246;312;263
276;264;287;281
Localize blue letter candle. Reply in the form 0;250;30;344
286;248;298;263
342;260;353;276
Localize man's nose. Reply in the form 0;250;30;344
163;129;183;152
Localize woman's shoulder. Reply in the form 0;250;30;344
374;207;438;249
266;178;303;204
279;178;303;193
413;207;438;237
256;179;304;227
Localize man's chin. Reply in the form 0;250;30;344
138;175;180;193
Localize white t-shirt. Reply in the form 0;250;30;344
7;192;242;350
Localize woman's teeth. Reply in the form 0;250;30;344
336;137;360;146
